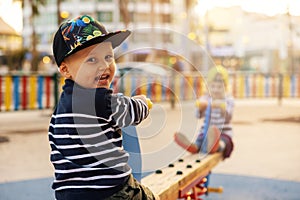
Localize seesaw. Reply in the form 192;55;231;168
123;98;223;199
141;152;223;200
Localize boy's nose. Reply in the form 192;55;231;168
98;63;110;71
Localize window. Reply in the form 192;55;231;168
35;13;56;26
132;12;150;23
97;11;113;22
160;14;171;23
158;0;170;3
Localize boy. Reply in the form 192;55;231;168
174;65;234;159
49;14;158;200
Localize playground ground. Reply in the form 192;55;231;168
0;98;300;200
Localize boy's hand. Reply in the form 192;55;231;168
146;98;153;109
211;100;226;116
195;99;208;112
211;100;226;110
132;95;153;109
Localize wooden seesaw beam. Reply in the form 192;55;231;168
142;152;223;200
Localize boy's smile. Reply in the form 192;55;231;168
95;72;110;87
60;42;116;89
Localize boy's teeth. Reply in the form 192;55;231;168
97;75;108;80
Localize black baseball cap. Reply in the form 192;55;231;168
52;14;131;67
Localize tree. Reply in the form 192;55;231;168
56;0;62;26
7;48;29;71
17;0;47;71
119;0;130;28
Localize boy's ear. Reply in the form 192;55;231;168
59;62;72;78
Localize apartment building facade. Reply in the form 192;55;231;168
22;1;300;73
22;0;195;69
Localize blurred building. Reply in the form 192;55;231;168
191;6;300;74
0;17;22;67
21;1;300;73
22;0;191;69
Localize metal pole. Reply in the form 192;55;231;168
57;0;62;25
287;5;294;75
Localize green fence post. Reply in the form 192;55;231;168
53;73;59;108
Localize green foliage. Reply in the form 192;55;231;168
6;48;29;71
31;0;47;15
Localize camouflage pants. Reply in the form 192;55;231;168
105;174;157;200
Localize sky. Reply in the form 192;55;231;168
1;0;300;33
0;0;22;33
196;0;300;16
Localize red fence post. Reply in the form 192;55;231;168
22;76;27;110
252;74;256;98
45;76;51;108
0;76;2;111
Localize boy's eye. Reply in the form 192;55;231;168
105;55;113;62
86;57;97;63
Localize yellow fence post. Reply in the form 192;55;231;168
257;74;264;98
155;77;162;102
124;75;131;97
283;75;290;97
59;76;65;93
29;75;37;109
4;76;12;111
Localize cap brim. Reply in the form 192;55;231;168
66;30;131;57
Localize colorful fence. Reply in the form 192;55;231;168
111;74;205;102
0;74;64;111
115;73;300;101
230;73;300;98
0;73;299;111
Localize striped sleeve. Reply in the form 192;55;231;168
224;96;234;123
109;94;149;127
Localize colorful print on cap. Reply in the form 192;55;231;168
60;15;106;55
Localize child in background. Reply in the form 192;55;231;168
49;14;158;200
174;65;234;159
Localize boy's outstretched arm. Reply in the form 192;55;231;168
110;94;151;127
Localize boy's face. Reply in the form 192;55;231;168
209;80;226;99
60;42;116;89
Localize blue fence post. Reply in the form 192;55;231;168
265;75;269;97
131;76;136;96
291;74;296;97
147;77;152;99
13;76;20;111
161;76;167;101
38;76;44;109
245;74;249;98
53;73;59;107
180;76;185;100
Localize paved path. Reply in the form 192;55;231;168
0;98;300;199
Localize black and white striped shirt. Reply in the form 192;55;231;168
48;79;149;195
197;94;234;137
